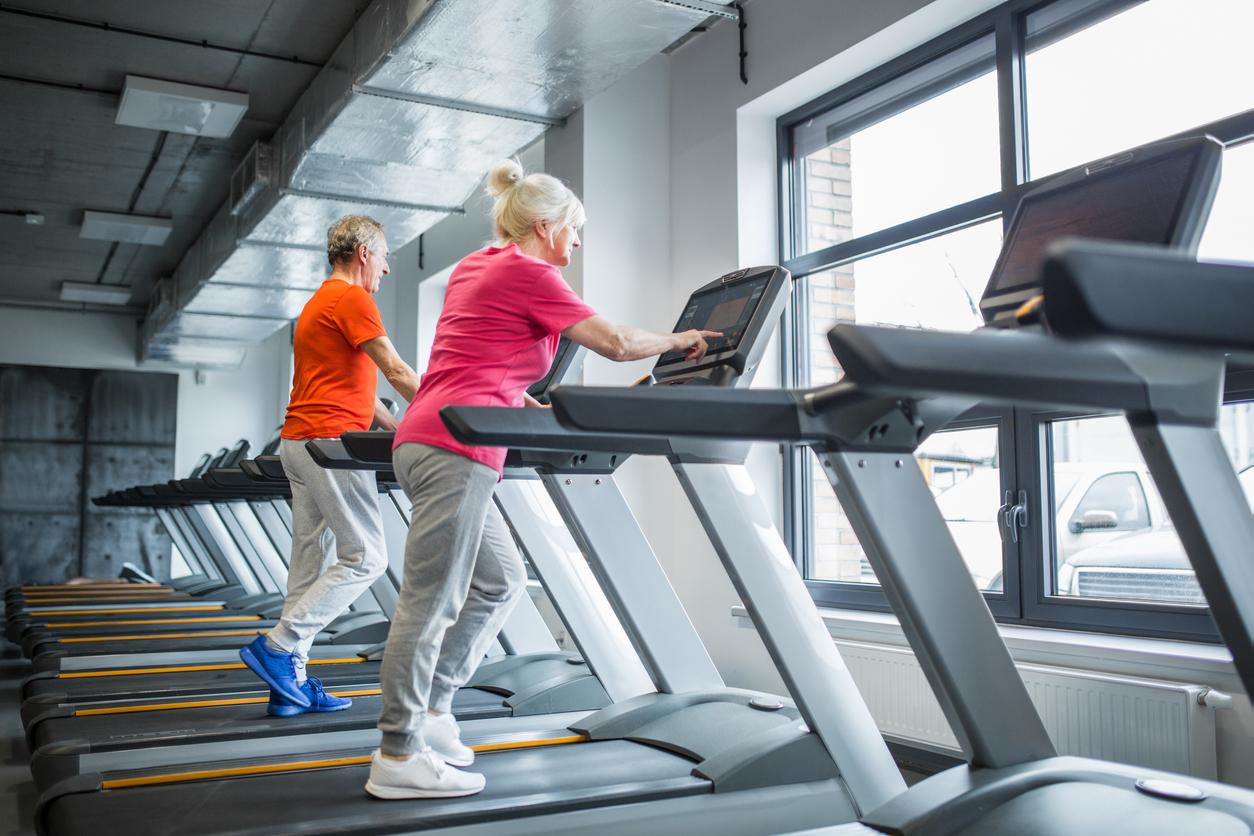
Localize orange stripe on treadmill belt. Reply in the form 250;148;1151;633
101;735;586;789
56;657;367;679
28;606;225;616
42;616;263;628
76;688;383;716
21;583;165;590
57;629;268;643
23;587;176;595
20;594;181;601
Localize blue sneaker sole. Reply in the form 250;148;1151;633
239;645;311;708
268;699;353;717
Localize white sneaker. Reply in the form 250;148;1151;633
364;748;485;800
424;712;475;767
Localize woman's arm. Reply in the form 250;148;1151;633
563;315;721;363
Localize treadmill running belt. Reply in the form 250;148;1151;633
28;689;510;789
24;660;379;704
41;741;707;836
34;687;505;749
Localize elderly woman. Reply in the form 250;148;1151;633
367;161;719;799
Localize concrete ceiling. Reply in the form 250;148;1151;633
0;0;369;312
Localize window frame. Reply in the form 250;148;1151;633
777;0;1254;642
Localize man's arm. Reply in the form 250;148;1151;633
373;398;399;431
360;335;419;402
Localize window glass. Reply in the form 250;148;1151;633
797;61;999;254
1049;405;1254;605
810;425;1003;592
1199;141;1254;264
1025;0;1254;179
803;221;1003;387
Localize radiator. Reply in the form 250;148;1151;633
835;639;1228;779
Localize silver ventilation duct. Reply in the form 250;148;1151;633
141;0;733;367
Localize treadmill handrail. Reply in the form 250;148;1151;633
1044;239;1254;352
549;384;970;454
305;438;392;471
341;430;394;463
440;404;674;456
828;325;1157;411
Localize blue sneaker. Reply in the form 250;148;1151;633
240;635;309;707
268;677;352;717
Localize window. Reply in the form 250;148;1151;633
780;0;1254;640
1024;0;1254;179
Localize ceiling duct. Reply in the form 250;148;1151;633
141;0;732;365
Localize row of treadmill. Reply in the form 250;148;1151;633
7;133;1254;835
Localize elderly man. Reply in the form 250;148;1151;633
241;214;419;715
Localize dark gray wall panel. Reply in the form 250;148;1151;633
85;445;176;511
88;372;178;444
1;365;176;581
0;366;85;442
0;513;78;587
82;513;171;579
0;440;82;515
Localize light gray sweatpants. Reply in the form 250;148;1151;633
378;442;527;756
267;438;389;670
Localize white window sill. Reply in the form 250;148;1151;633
731;605;1243;695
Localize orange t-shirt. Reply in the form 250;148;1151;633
282;279;387;440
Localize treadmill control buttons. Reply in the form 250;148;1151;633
1135;778;1207;803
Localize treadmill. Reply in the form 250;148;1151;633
549;135;1254;835
33;266;897;836
22;348;638;790
15;460;391;667
4;447;259;622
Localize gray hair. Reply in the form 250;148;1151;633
326;215;385;267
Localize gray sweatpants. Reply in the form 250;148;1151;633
378;442;527;756
267;438;389;668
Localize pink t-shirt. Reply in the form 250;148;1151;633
394;244;597;474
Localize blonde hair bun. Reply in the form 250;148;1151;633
486;159;586;247
486;159;525;198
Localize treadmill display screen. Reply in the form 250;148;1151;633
659;275;769;364
989;152;1196;293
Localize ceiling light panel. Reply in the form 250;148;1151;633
60;281;132;305
80;210;173;246
116;75;249;138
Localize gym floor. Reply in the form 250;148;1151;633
1;647;36;836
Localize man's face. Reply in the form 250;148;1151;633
364;236;390;293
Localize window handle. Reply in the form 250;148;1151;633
1000;489;1029;544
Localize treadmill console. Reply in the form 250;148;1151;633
979;135;1222;327
652;265;791;388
